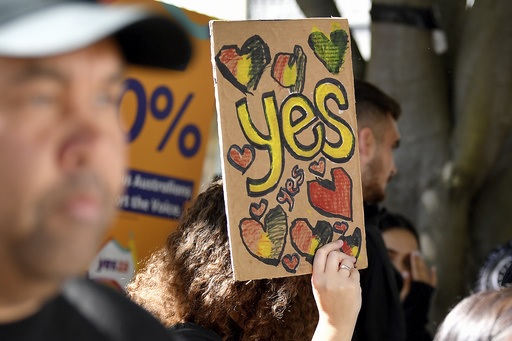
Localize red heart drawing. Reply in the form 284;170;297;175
307;167;352;220
239;206;288;266
249;199;268;221
282;253;300;273
338;227;362;258
227;144;255;174
271;45;307;93
333;221;348;235
290;218;333;263
309;157;326;177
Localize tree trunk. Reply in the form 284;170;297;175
452;0;512;287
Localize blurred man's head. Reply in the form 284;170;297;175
355;80;401;204
0;0;190;298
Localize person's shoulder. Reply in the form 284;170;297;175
62;277;172;341
168;322;223;341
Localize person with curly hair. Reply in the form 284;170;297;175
434;287;512;341
127;179;361;341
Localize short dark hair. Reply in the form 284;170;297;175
378;211;420;245
354;79;401;128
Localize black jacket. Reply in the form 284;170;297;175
352;204;406;341
402;281;434;341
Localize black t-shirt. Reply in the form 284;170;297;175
0;278;173;341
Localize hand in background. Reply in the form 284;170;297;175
401;251;437;301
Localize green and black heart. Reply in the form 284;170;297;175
308;27;349;75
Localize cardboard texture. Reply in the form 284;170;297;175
88;1;216;291
210;18;367;281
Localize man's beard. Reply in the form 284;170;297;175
362;156;385;204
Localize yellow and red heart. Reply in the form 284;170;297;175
249;198;268;221
290;218;333;263
282;253;300;273
271;45;307;93
308;26;348;75
338;227;362;258
308;157;326;177
307;167;352;220
227;144;255;174
215;35;270;95
239;206;288;266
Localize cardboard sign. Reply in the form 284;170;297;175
88;2;216;290
210;19;367;281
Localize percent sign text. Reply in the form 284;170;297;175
120;78;201;158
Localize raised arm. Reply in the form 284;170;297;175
311;239;362;341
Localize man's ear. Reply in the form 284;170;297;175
358;127;376;161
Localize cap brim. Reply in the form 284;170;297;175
0;3;191;70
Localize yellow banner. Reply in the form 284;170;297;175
89;1;215;291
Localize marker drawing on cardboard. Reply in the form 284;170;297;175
210;18;367;281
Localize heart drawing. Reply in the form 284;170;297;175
227;144;255;174
215;35;271;95
333;221;348;235
307;167;352;220
308;26;349;75
309;157;326;177
249;198;268;221
271;45;307;93
282;253;300;273
290;218;333;263
239;205;288;266
338;227;362;259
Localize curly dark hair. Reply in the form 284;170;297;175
127;179;318;340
